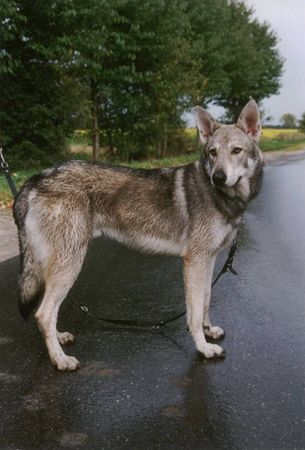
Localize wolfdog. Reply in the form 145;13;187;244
13;100;263;371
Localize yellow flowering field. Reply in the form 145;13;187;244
186;127;303;139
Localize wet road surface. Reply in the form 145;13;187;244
1;156;305;449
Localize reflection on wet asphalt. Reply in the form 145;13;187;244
1;157;305;449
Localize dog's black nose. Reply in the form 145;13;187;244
212;170;227;186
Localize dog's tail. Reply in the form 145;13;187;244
17;236;45;320
13;179;45;320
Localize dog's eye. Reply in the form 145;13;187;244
209;148;217;157
232;147;242;155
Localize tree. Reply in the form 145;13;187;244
280;113;297;129
0;0;87;168
299;113;305;133
51;0;193;159
1;0;284;164
58;0;283;158
189;1;283;122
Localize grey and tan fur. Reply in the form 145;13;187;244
13;100;263;371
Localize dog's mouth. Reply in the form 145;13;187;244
212;176;242;190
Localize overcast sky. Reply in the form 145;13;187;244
248;0;305;124
188;0;305;126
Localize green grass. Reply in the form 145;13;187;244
260;138;305;152
126;153;198;169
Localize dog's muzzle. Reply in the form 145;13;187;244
212;170;227;186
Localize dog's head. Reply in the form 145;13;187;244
196;100;263;199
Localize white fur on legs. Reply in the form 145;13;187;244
184;256;225;359
35;274;81;371
57;331;75;345
36;303;79;371
202;256;225;340
27;197;90;370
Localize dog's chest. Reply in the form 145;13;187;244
210;216;239;252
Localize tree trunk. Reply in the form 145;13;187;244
160;123;167;158
92;103;99;161
163;124;168;156
106;130;115;159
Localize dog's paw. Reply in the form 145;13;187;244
57;331;75;345
204;326;225;340
198;343;226;359
54;355;80;371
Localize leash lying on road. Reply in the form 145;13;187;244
0;147;239;330
68;294;188;330
68;243;239;330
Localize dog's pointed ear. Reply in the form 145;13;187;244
237;100;261;142
195;106;218;144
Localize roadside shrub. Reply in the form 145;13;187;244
167;129;199;155
6;141;55;170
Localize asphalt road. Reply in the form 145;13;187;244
1;155;305;450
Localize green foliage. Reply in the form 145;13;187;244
280;113;297;129
51;0;193;159
0;0;88;168
0;0;284;164
260;137;305;151
189;0;283;121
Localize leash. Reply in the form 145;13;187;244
212;237;239;286
67;294;187;330
0;147;18;198
68;242;239;330
1;147;239;330
68;235;240;329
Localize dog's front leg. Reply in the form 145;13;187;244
183;255;225;358
202;256;225;340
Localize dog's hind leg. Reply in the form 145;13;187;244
35;256;86;371
32;197;91;371
183;255;225;358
